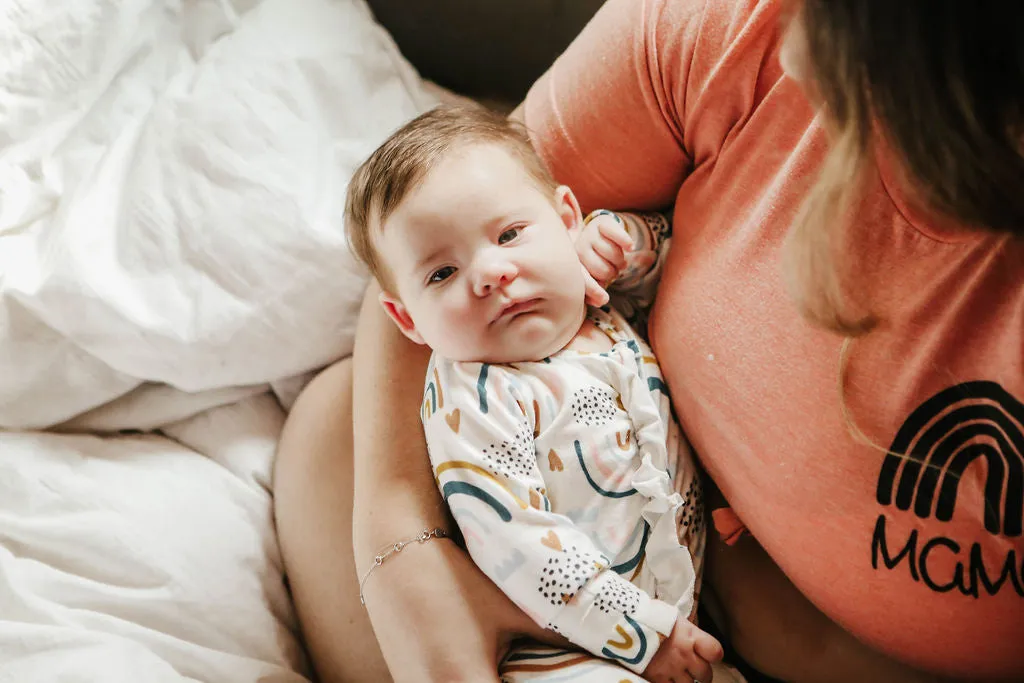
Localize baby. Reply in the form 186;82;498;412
346;103;723;683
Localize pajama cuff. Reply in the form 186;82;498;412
550;572;680;675
635;593;680;636
609;594;680;674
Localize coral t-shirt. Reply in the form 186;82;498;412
524;0;1023;679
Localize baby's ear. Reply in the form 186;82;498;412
379;291;426;345
554;185;584;237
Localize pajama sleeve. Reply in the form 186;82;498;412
421;357;678;674
607;210;673;337
616;210;672;292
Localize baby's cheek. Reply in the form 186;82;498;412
445;307;486;349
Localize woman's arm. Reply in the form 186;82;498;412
350;283;557;682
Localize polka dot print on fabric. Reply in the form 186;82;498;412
482;420;534;479
678;479;705;534
595;579;642;616
643;211;671;241
571;386;618;427
537;545;603;607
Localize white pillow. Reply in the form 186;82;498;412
0;0;438;428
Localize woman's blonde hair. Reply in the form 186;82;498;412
785;0;1024;336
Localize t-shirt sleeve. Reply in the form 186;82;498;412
523;0;708;213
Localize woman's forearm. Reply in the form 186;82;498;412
350;284;532;682
351;283;445;558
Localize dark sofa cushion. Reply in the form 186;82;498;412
365;0;605;102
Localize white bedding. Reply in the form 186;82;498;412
0;0;438;679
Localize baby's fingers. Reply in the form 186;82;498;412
693;629;724;664
686;657;714;683
596;217;634;252
674;621;722;683
578;249;618;288
591;237;628;273
581;265;609;307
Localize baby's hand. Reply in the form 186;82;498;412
643;617;724;683
576;210;634;289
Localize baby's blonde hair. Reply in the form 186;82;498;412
345;102;558;292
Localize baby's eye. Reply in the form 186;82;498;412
428;266;456;284
498;227;521;245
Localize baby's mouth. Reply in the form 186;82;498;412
494;297;540;323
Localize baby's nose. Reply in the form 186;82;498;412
473;257;518;296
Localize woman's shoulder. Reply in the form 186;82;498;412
523;0;796;213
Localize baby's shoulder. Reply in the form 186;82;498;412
424;354;528;402
422;355;544;427
428;354;515;381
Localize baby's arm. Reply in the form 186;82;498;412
422;359;678;675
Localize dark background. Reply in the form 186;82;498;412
365;0;607;103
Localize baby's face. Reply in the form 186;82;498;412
377;142;588;363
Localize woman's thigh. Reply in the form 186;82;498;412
702;482;948;683
273;358;392;683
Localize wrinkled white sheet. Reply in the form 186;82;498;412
0;0;439;679
0;398;307;683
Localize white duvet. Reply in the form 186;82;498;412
0;0;438;679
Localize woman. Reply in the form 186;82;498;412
274;1;1023;681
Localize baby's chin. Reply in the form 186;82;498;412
433;341;561;365
429;324;578;364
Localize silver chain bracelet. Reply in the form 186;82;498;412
358;527;450;605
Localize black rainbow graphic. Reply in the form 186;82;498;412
876;381;1023;538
